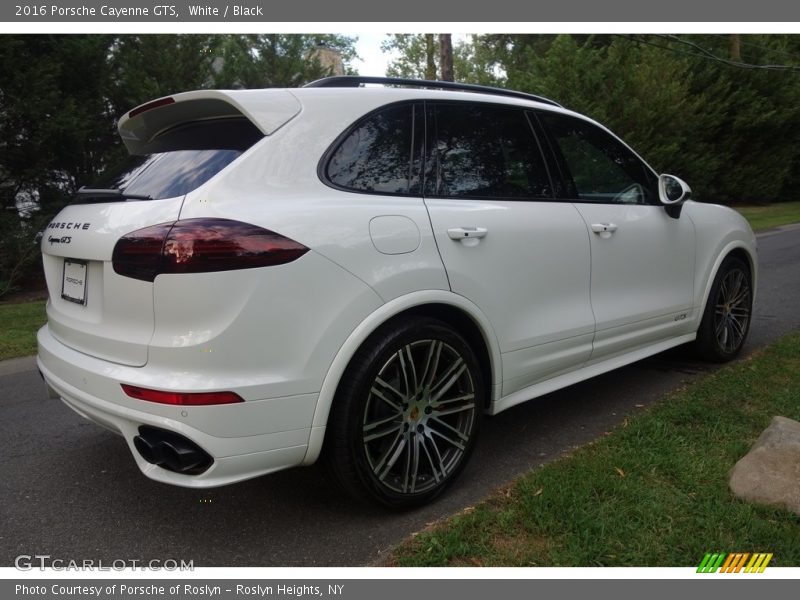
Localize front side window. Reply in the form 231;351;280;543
325;103;422;195
540;112;657;204
426;102;552;200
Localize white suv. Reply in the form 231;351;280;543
38;76;757;507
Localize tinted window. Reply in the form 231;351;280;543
426;103;552;200
97;150;242;200
540;112;657;204
326;103;422;195
93;117;262;201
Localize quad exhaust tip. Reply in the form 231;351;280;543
133;426;213;475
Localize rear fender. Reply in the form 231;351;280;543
301;290;502;465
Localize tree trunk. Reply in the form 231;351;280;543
424;34;437;80
730;34;741;61
439;34;454;81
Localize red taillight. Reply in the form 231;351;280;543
128;97;175;118
112;218;308;281
111;222;174;282
121;384;243;406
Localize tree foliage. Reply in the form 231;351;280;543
451;34;800;204
382;34;493;83
384;34;800;204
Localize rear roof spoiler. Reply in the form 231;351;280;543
118;89;301;154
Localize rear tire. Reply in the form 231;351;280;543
694;255;753;362
323;317;484;508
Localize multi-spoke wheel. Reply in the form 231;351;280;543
695;256;753;362
324;317;483;507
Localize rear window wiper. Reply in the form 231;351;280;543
74;187;153;203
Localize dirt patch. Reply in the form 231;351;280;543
489;531;548;565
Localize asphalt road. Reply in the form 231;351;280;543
1;225;799;567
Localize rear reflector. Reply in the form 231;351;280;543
121;384;244;406
128;97;176;118
112;218;308;281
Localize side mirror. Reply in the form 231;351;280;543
658;174;691;205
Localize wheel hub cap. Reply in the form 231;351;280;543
361;339;477;495
713;267;751;354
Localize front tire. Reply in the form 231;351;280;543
324;317;484;508
694;255;753;362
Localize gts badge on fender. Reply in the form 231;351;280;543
48;235;71;245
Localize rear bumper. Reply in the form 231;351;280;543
37;325;314;488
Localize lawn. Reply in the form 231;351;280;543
0;300;47;361
735;200;800;232
390;331;800;567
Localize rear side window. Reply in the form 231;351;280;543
539;112;657;204
93;117;262;201
325;103;423;195
426;102;552;200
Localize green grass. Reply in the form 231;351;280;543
0;300;46;360
736;200;800;231
391;332;800;567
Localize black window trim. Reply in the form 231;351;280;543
421;99;558;203
317;99;425;199
532;108;661;206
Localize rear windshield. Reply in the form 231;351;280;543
97;150;242;200
93;117;263;200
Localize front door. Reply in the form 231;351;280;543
537;111;695;361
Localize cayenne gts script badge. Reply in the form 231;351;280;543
48;236;71;245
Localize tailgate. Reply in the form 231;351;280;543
42;199;183;366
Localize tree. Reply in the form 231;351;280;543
439;34;454;81
212;34;357;89
383;34;436;79
457;33;800;204
0;35;117;207
383;34;495;83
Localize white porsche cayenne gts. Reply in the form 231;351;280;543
38;76;757;507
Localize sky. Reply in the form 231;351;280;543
353;32;393;76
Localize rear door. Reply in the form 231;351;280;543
536;110;695;361
422;101;595;397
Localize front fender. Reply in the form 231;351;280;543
686;202;758;328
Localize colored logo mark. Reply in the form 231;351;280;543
697;552;773;573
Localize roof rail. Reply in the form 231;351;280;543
303;76;562;108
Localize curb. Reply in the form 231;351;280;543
756;222;800;238
0;355;38;377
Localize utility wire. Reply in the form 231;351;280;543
707;33;800;63
616;34;800;73
659;34;800;71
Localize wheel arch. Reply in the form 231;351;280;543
301;291;502;465
696;241;758;329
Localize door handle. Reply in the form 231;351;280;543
591;223;618;236
447;227;488;240
447;227;488;247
